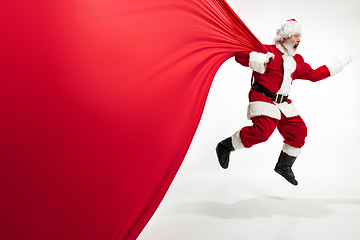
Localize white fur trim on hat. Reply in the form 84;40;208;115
247;101;281;120
231;130;245;150
274;19;302;42
249;52;268;74
326;57;343;76
282;143;302;157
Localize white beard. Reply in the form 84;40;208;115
282;38;298;56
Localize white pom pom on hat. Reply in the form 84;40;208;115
274;19;302;42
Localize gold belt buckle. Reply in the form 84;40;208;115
275;94;284;104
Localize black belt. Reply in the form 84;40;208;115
252;80;288;104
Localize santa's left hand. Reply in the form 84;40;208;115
341;56;353;67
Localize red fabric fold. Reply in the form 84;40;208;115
0;0;265;239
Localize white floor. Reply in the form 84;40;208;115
138;55;360;239
138;127;360;239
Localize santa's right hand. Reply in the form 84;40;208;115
249;52;274;74
265;52;275;63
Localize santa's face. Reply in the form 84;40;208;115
282;33;301;56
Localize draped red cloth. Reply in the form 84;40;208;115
0;0;265;239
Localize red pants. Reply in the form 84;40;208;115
240;113;307;148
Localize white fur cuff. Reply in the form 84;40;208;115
326;57;343;76
249;52;267;74
231;130;245;150
282;144;302;157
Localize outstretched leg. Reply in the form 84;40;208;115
216;116;278;169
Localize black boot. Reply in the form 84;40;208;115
216;137;235;169
274;151;298;186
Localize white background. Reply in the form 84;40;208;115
139;0;360;239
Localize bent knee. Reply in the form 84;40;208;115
297;123;308;139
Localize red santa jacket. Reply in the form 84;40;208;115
235;44;342;120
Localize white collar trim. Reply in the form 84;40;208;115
275;42;295;57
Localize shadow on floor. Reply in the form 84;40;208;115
173;197;360;219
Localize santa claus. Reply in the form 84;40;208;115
216;19;352;185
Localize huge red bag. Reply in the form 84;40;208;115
0;0;265;239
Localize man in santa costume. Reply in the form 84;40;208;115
215;19;352;185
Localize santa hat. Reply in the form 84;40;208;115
274;19;302;42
